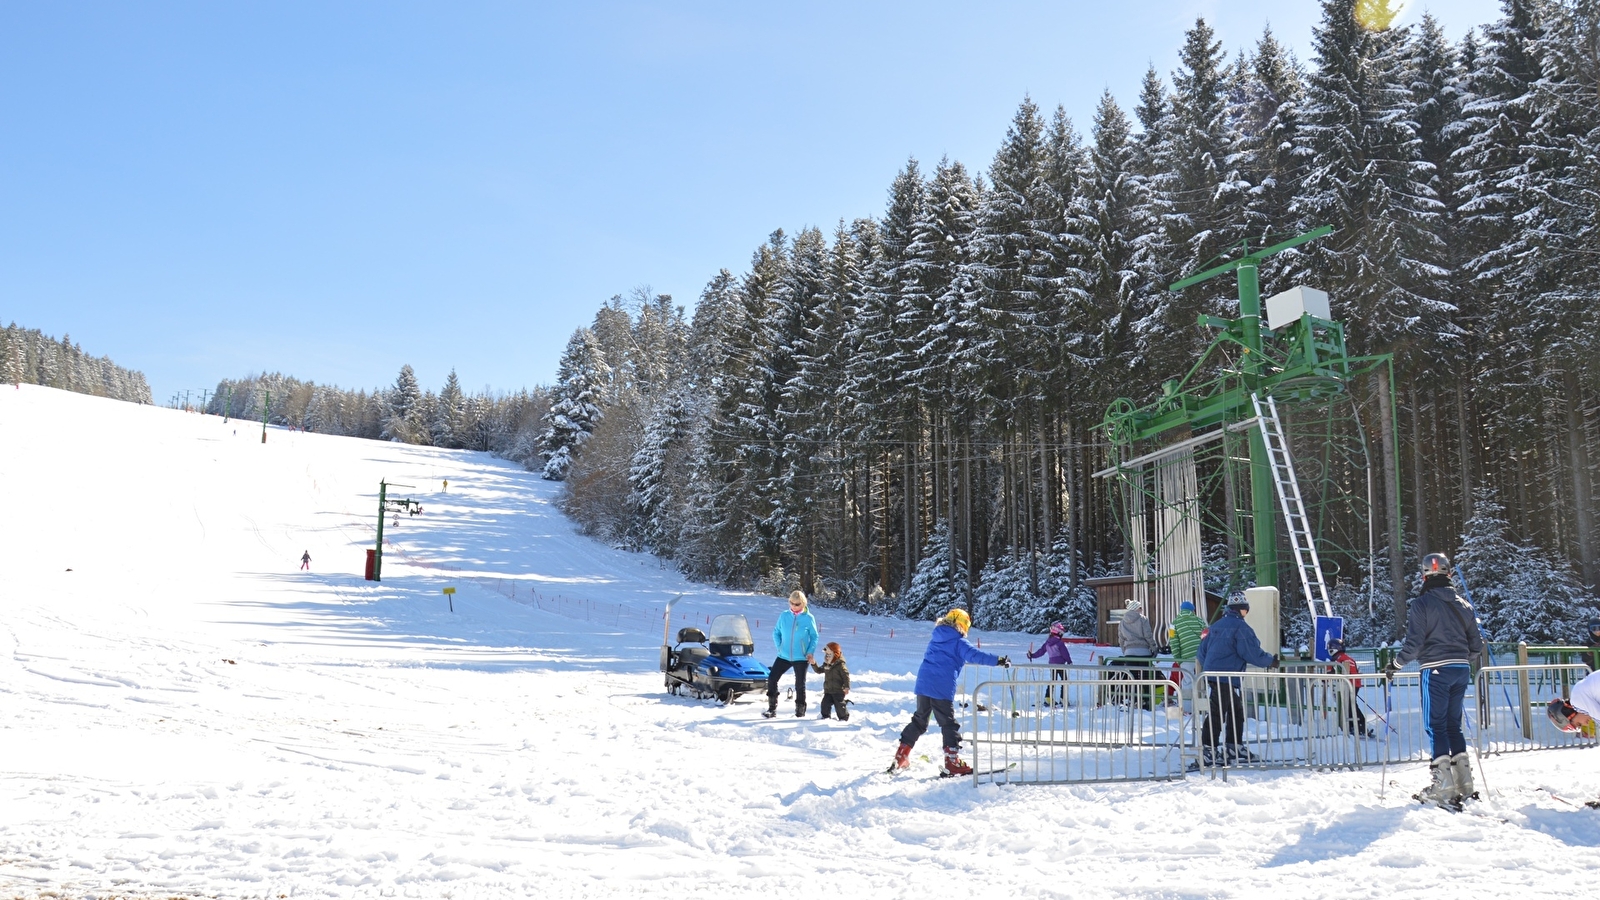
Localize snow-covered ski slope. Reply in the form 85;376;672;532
2;385;1597;900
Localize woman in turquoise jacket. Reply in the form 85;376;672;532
764;590;819;718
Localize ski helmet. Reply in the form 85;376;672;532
1421;552;1451;578
1326;637;1345;654
1049;622;1064;637
942;608;972;635
1548;697;1582;733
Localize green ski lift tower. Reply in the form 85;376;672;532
1095;226;1397;642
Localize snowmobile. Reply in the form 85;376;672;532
661;608;769;704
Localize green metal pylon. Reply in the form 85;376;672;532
1165;227;1332;589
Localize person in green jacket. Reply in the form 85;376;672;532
1168;600;1206;711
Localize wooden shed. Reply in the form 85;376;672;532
1087;574;1223;648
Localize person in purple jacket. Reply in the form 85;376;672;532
1027;622;1073;707
890;608;1010;777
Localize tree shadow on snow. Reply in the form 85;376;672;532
1265;807;1401;866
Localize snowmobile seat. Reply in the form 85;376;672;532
677;627;708;645
676;646;711;669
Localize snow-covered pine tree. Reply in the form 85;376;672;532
897;523;966;622
432;369;464;449
540;329;609;481
382;365;422;443
1457;489;1599;642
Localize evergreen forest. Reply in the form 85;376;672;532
0;322;153;405
536;0;1600;644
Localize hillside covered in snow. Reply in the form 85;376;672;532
2;385;1598;899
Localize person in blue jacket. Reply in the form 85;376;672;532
890;608;1011;776
1196;595;1278;766
763;590;820;718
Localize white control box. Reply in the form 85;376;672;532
1264;285;1330;330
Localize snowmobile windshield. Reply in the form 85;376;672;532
707;615;754;646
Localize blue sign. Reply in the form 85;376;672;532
1313;616;1345;661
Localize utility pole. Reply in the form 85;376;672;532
261;390;271;443
374;479;388;580
224;385;232;422
200;389;210;412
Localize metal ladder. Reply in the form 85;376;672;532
1252;393;1333;620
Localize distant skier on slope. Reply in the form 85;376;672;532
890;608;1009;777
300;550;311;571
763;590;818;719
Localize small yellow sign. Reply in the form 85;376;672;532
442;587;456;595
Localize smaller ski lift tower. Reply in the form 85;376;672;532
1095;226;1397;640
370;478;422;582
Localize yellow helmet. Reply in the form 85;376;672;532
942;608;972;635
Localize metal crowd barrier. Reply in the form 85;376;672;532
1188;670;1377;779
1475;663;1599;755
969;674;1190;785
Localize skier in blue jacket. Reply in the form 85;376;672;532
764;590;820;718
1196;595;1277;766
890;608;1010;776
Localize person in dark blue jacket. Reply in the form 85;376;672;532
890;608;1010;776
1384;552;1485;807
763;590;820;718
1196;595;1277;765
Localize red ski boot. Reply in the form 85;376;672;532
942;747;973;777
888;743;912;773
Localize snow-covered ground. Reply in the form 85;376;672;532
3;384;1598;900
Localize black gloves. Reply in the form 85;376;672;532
1383;660;1401;680
1270;654;1280;668
996;655;1012;668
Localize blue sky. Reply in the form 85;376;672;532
1;1;1501;404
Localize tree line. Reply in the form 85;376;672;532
0;322;152;405
205;368;552;469
540;0;1600;644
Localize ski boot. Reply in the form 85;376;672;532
888;743;912;773
1450;752;1478;803
941;747;973;777
795;702;806;718
1414;756;1460;809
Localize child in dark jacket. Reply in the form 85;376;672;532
811;642;851;721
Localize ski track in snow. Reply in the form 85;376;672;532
2;384;1598;899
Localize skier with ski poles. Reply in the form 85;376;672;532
1326;638;1372;737
890;608;1010;777
1026;622;1073;707
1383;552;1484;808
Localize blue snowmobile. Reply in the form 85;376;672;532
661;612;769;704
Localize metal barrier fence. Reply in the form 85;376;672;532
1476;663;1599;755
959;661;1598;784
969;674;1190;785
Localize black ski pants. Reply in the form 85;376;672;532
766;657;808;710
1201;676;1246;749
899;695;961;750
820;691;848;720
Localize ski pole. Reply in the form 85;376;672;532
1379;675;1392;800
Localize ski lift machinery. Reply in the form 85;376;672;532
1094;227;1399;653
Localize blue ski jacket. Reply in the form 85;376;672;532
1198;612;1275;683
914;624;1001;701
771;609;819;662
